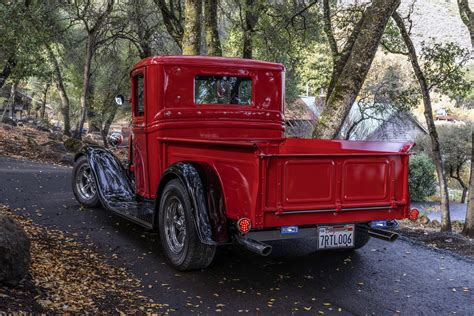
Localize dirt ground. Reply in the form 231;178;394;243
0;123;127;166
0;123;68;165
396;220;474;260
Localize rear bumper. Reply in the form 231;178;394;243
260;205;408;229
244;222;369;242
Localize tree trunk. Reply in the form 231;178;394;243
40;83;50;120
1;82;17;121
242;0;262;59
453;168;468;203
86;83;100;133
46;46;71;136
463;131;474;237
101;103;119;147
75;35;95;139
393;12;451;232
204;0;222;56
457;0;474;238
7;82;18;120
182;0;202;55
313;0;400;139
458;0;474;47
154;0;184;49
0;56;16;89
461;187;468;204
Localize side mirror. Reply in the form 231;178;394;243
107;132;123;148
115;95;125;106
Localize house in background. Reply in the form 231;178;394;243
0;85;35;120
0;85;54;120
340;103;428;141
285;96;323;137
285;98;428;142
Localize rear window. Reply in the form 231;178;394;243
194;75;252;105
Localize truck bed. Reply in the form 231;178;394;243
159;137;412;229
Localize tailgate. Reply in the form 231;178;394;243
258;138;411;227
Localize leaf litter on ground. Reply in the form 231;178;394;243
0;205;169;313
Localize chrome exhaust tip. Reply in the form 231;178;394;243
368;228;398;242
234;235;272;256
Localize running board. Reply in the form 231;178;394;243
82;146;154;229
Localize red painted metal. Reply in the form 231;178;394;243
128;56;413;230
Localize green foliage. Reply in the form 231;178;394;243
421;42;472;99
0;1;59;81
222;1;331;102
409;153;437;201
415;124;472;190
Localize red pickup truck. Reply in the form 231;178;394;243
72;56;418;271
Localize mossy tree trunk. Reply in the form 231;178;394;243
204;0;222;56
313;0;401;139
182;0;202;55
242;0;263;59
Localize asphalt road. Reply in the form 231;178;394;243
1;156;473;315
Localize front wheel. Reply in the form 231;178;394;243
72;156;101;208
158;179;216;271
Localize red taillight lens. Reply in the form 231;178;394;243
237;218;251;234
409;208;419;221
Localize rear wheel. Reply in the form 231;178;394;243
72;156;101;208
158;179;216;271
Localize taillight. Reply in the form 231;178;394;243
237;218;252;234
409;208;419;221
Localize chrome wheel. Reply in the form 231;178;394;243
164;197;187;254
75;164;96;200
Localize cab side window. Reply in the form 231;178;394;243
134;75;145;116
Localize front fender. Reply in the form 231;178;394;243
77;145;136;206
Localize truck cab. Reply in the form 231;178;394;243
72;56;417;271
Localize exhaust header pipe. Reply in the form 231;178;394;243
368;228;398;242
234;235;272;256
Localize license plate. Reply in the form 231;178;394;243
318;224;355;249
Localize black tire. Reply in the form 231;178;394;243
72;156;101;208
158;179;216;271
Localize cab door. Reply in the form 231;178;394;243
131;68;149;197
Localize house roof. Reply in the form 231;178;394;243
341;102;427;140
285;96;324;121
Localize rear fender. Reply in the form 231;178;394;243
156;162;228;245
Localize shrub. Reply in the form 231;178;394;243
409;154;437;201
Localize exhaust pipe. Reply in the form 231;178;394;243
368;228;398;242
234;235;272;256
